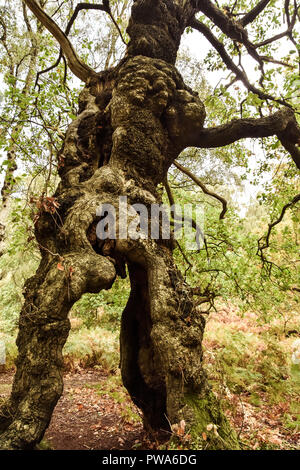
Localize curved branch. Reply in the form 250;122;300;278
277;137;300;170
173;161;228;220
255;3;298;48
191;108;300;169
65;3;106;36
22;0;98;82
189;18;291;107
35;1;126;86
105;5;127;46
65;2;126;45
35;54;62;88
257;193;300;262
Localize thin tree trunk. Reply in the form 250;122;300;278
0;3;41;239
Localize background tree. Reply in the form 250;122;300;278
0;0;299;450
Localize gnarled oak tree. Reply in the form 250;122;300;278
0;0;299;450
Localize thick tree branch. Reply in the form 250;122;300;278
191;108;300;169
277;137;300;169
22;0;98;82
240;0;271;26
173;161;228;220
194;0;264;69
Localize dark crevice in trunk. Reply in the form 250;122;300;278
120;263;169;432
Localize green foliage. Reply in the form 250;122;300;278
169;174;299;321
0;200;39;335
64;326;119;372
203;307;300;448
71;277;129;331
0;0;299;450
207;328;288;395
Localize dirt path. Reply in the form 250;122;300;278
0;368;298;450
0;370;153;450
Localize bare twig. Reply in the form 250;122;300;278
257;193;300;261
189;17;292;108
173;160;228;220
164;178;209;259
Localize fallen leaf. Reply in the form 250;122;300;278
57;263;65;271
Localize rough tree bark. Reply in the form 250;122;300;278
0;0;299;450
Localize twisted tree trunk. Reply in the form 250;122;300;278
0;0;239;449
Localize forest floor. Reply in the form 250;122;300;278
0;304;299;450
0;362;299;450
0;370;156;450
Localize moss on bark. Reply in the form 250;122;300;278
184;391;240;449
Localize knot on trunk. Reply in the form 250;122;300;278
164;89;206;149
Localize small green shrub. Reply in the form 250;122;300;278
63;326;119;372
